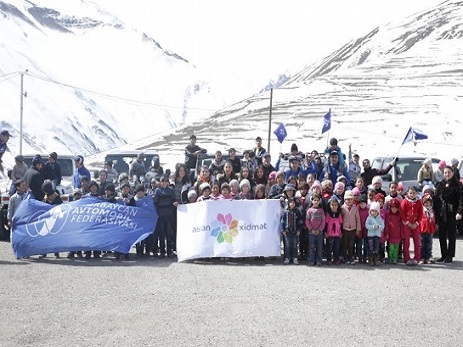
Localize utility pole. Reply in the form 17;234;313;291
19;72;24;155
267;88;273;154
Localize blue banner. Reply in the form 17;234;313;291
11;196;158;258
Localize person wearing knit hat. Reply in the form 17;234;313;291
187;189;197;203
434;160;446;183
365;201;384;266
236;179;253;200
386;197;402;264
341;189;361;264
371;175;387;197
333;181;345;205
311;180;322;197
450;158;460;181
356;193;370;263
197;183;211;201
420;193;437;264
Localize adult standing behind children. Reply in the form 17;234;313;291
324;138;345;167
130;153;146;183
361;157;397;186
320;151;350;188
23;155;45;201
0;129;11;173
184;135;207;179
252;136;266;165
44;152;62;190
73;155;91;189
9;155;28;195
435;165;463;263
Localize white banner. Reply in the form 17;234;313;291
177;200;281;262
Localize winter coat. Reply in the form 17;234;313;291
153;186;175;217
385;210;403;244
305;207;325;233
325;211;342;238
358;205;370;238
340;204;361;232
400;197;424;227
44;161;62;186
184;144;207;170
420;205;437;234
281;208;303;233
436;176;463;220
366;214;384;238
23;166;45;201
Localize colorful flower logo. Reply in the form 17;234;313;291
210;213;239;243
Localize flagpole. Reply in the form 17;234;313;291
267;88;273;155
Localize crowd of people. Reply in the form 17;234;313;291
4;130;463;265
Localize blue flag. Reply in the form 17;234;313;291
11;196;158;258
402;127;428;145
273;123;287;143
321;110;331;134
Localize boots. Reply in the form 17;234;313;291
368;256;374;266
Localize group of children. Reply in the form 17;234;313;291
280;181;437;266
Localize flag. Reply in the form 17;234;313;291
11;196;157;258
273;123;287;143
402;127;428;145
321;110;331;134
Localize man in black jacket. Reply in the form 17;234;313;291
184;135;207;178
44;152;62;189
23;155;45;201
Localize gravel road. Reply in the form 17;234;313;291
1;239;463;347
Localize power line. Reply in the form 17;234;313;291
26;72;219;111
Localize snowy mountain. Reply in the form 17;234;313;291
0;0;220;164
128;0;463;169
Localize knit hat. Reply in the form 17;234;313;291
135;184;145;194
268;171;277;180
369;201;380;212
42;181;54;195
422;184;435;194
283;184;296;192
451;158;459;166
344;190;354;200
397;182;404;191
329;150;338;157
390;198;400;209
199;182;211;192
73;188;83;195
311;180;322;191
337;175;347;182
438;160;446;169
49;152;58;161
187;189;197;199
14;154;24;162
359;194;368;203
374;193;385;202
328;195;340;204
372;176;383;185
121;182;131;190
334;182;345;191
239;179;250;189
32;154;44;166
276;170;285;178
352;187;361;197
221;183;230;191
160;175;169;182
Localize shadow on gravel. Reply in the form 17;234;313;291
183;258;463;270
0;260;29;265
16;257;177;268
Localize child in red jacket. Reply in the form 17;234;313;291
385;198;403;264
420;193;436;264
400;186;423;266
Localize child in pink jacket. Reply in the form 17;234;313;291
325;196;343;265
